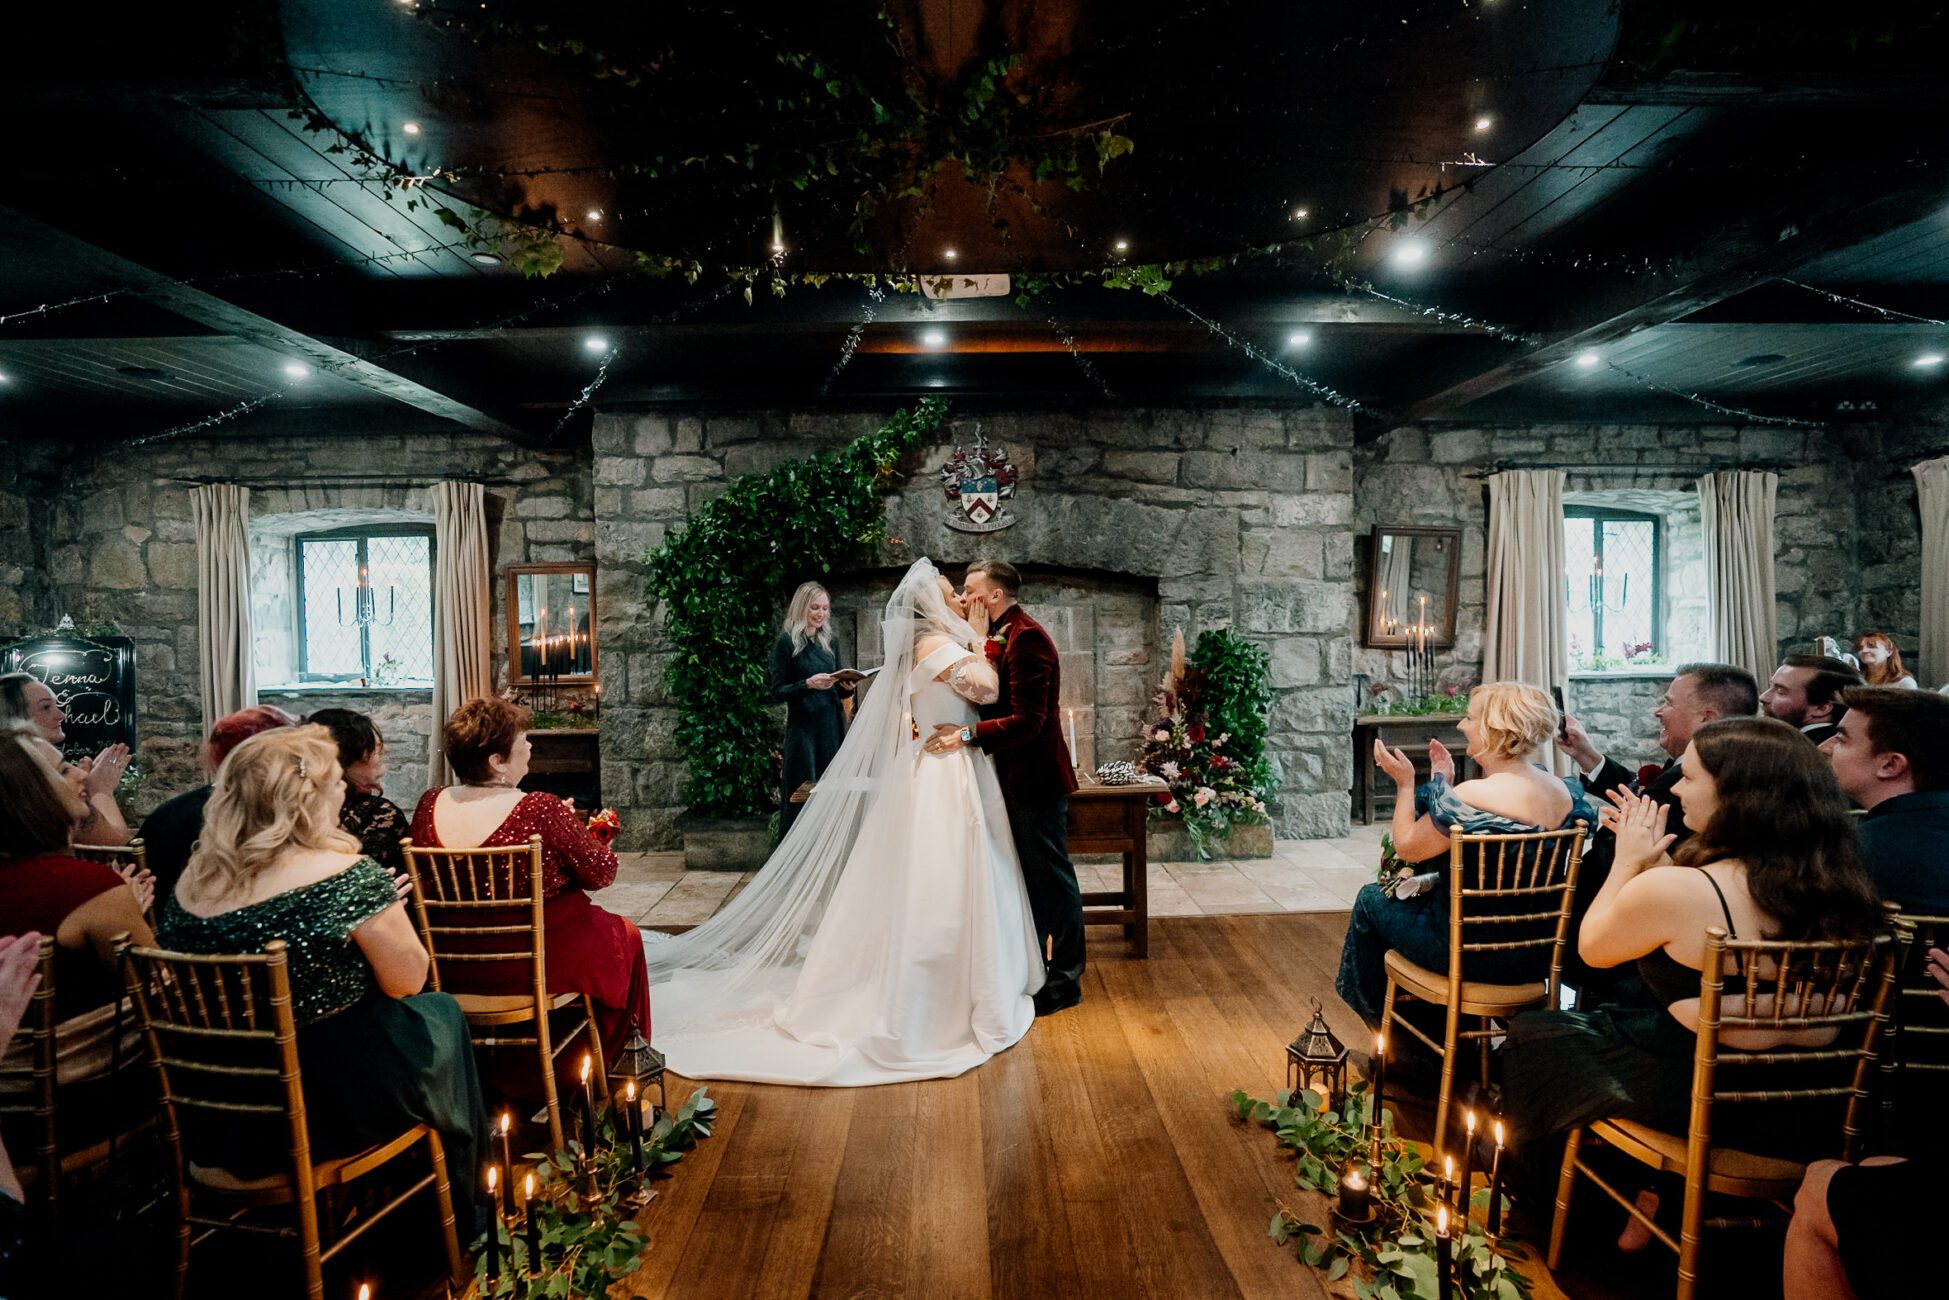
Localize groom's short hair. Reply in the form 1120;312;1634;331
965;559;1020;596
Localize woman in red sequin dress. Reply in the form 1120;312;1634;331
410;698;650;1096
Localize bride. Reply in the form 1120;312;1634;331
642;557;1043;1086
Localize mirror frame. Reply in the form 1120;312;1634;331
505;562;598;684
1364;526;1462;650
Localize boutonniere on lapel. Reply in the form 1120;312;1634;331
984;627;1009;663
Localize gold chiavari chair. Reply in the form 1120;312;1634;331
1548;927;1899;1300
120;937;463;1300
1380;821;1587;1156
401;835;608;1154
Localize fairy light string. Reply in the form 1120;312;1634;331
1158;291;1365;410
1603;360;1822;429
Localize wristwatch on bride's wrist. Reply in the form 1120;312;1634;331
958;726;974;745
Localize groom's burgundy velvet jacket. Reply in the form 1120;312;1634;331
974;604;1079;807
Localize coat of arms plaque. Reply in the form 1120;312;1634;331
939;425;1019;533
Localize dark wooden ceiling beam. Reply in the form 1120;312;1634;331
1383;177;1949;432
0;204;537;443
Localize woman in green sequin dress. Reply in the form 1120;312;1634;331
155;726;488;1213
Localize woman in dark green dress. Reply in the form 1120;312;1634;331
155;724;488;1215
769;582;855;839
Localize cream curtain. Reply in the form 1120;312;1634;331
1697;472;1780;683
1484;470;1569;772
429;481;493;786
190;484;256;735
1912;457;1949;687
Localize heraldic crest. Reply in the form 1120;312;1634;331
939;424;1019;533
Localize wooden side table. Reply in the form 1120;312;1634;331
1068;779;1155;958
1352;714;1474;825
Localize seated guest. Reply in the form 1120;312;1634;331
307;708;409;874
1853;632;1917;689
0;729;155;1018
1558;663;1758;997
0;931;42;1294
137;705;297;895
1336;683;1597;1027
1761;654;1863;747
157;726;486;1212
411;698;651;1089
0;672;131;846
1500;718;1885;1236
1820;686;1949;912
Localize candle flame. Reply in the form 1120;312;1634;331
1344;1167;1366;1190
524;1172;534;1198
1466;1108;1476;1134
360;1288;370;1300
580;1054;591;1081
500;1111;510;1135
1376;1032;1385;1056
1494;1119;1505;1147
1444;1155;1453;1180
626;1080;636;1101
1438;1203;1448;1234
487;1165;497;1191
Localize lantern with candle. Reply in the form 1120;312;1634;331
1284;997;1348;1105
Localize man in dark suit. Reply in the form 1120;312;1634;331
1761;654;1864;748
1557;662;1759;999
925;559;1084;1016
1821;686;1949;914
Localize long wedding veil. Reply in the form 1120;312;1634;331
643;557;979;1034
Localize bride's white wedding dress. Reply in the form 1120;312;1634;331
642;560;1043;1086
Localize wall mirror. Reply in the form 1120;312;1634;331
506;562;597;683
1364;526;1461;649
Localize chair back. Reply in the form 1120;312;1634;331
70;839;147;874
0;937;59;1206
400;836;547;998
118;940;316;1197
1882;913;1949;1158
1444;822;1588;999
1688;927;1898;1165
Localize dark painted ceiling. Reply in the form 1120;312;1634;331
0;1;1946;446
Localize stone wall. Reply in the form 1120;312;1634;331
1564;673;1671;772
592;406;1359;849
23;428;588;817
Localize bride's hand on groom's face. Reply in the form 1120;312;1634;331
965;595;989;637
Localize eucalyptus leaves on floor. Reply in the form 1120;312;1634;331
1230;1085;1530;1300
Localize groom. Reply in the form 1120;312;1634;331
925;560;1085;1016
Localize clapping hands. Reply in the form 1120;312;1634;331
115;864;155;913
1611;788;1675;874
1372;738;1417;787
80;743;131;800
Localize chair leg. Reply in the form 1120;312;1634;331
1379;975;1401;1129
534;1011;566;1155
297;1182;326;1300
424;1128;466;1286
584;997;610;1098
1433;996;1462;1157
1676;1158;1708;1300
1547;1127;1584;1271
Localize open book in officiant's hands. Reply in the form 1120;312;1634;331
831;667;882;684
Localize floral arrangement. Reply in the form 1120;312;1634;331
586;808;621;846
1369;680;1472;717
1139;628;1275;860
1569;634;1667;673
372;652;403;686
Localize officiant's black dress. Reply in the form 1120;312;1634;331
768;632;853;837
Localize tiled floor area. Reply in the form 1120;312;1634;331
592;823;1385;926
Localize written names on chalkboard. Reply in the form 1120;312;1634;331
2;635;138;762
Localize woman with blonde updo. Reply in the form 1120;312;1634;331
1336;682;1597;1026
157;726;487;1212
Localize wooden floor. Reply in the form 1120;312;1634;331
621;912;1569;1300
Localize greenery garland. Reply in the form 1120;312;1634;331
1230;1085;1530;1300
1139;628;1279;860
645;399;948;819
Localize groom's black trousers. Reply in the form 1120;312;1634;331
1007;798;1085;998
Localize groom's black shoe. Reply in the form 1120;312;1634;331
1034;984;1082;1017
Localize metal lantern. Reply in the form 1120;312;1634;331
1286;997;1348;1103
610;1020;667;1120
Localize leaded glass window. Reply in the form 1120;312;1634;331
296;528;435;684
1563;508;1661;672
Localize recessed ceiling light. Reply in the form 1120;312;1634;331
586;209;601;221
0;372;9;383
922;329;947;348
1575;351;1602;368
284;363;310;379
1475;116;1493;132
1289;331;1313;347
927;376;947;388
470;252;501;265
584;336;609;353
1293;207;1309;220
402;122;421;136
1392;239;1429;267
1915;353;1945;368
1114;240;1129;252
944;249;958;261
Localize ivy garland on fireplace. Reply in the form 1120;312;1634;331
645;398;948;818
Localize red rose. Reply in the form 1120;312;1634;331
1188;723;1207;743
984;640;1004;662
1153;790;1173;804
1636;764;1665;788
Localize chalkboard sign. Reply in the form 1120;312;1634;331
2;634;138;762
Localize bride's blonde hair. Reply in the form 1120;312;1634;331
181;725;359;906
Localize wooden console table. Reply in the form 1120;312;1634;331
793;775;1157;958
1352;714;1474;825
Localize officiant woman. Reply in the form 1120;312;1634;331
769;581;855;838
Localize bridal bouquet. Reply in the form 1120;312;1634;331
587;807;621;846
1139;628;1276;860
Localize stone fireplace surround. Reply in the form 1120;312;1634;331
593;406;1359;851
